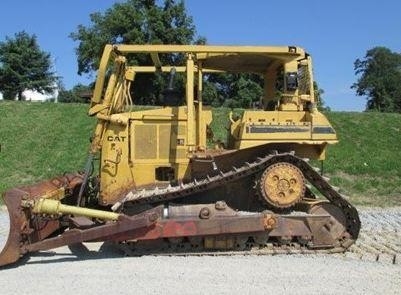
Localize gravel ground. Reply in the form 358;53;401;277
0;206;400;295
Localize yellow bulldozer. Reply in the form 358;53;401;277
0;45;360;266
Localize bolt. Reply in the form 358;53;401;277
215;201;227;210
268;218;276;226
263;215;277;229
199;207;211;219
149;213;159;222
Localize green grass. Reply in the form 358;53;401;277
323;112;401;206
0;101;95;195
1;101;400;207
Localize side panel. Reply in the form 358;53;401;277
99;120;133;205
100;106;211;205
229;110;337;160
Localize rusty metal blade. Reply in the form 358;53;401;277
0;189;24;267
0;173;83;267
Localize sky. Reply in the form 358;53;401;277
0;0;400;111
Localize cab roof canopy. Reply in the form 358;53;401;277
112;44;307;73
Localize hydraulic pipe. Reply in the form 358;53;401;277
32;198;120;221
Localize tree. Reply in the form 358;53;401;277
202;73;263;108
58;83;93;103
352;47;401;112
0;31;57;100
314;81;330;112
70;0;203;104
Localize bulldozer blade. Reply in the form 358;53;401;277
0;173;83;267
0;189;24;266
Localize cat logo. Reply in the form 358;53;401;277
107;136;126;142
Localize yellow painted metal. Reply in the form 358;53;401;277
98;106;196;204
261;163;305;208
197;62;204;148
128;66;223;73
230;110;337;160
90;56;127;154
92;44;114;104
32;198;120;221
96;113;128;125
114;44;305;55
306;55;315;103
186;54;195;148
88;44;338;204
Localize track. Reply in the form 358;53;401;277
1;207;399;264
152;207;401;265
116;152;360;253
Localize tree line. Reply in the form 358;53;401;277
0;0;400;112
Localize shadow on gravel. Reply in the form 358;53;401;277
1;242;125;268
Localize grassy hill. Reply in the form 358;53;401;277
1;101;400;206
0;101;94;194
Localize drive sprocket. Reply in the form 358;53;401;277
259;162;305;209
